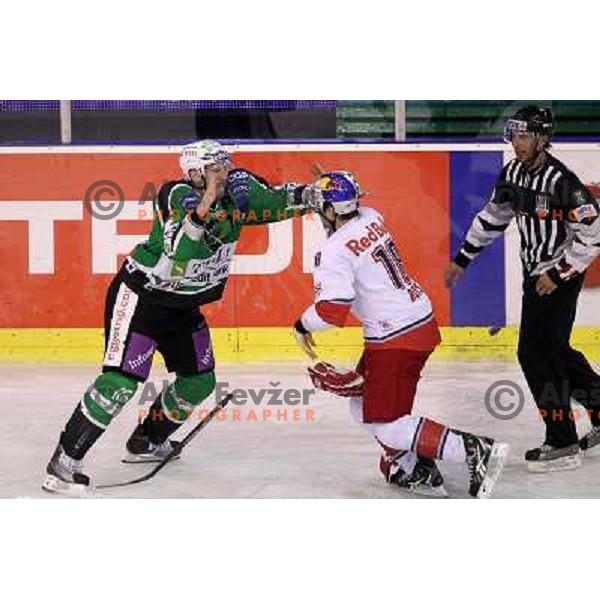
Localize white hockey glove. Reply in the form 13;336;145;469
300;185;322;211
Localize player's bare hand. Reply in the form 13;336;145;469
536;273;558;296
444;262;465;288
293;329;318;360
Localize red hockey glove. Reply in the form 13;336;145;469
307;362;364;397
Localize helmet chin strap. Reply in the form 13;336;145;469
319;212;337;236
187;169;206;190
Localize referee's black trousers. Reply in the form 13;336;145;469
517;273;600;448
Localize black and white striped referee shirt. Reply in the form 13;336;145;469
455;153;600;285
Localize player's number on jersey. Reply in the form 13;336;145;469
372;241;423;302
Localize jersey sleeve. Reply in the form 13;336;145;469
454;162;517;268
159;183;208;261
227;169;307;226
547;174;600;284
299;246;357;332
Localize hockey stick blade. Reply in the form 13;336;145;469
97;394;232;490
310;163;325;178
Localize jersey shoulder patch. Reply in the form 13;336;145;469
227;169;256;213
571;203;598;223
227;168;252;184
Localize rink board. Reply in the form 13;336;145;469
1;143;599;363
1;326;600;364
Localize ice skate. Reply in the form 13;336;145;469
381;454;449;498
579;426;600;452
123;423;182;464
463;434;509;499
525;443;582;472
42;445;91;496
399;458;449;498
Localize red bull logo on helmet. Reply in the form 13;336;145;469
315;173;359;203
316;175;345;192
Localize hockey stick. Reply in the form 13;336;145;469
311;162;326;178
97;394;232;490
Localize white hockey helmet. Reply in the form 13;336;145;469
312;171;362;216
179;140;231;179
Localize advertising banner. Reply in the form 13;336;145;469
0;149;451;328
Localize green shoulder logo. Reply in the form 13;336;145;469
171;260;187;277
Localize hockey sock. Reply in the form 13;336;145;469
396;451;418;475
60;405;105;460
81;371;139;429
61;372;139;460
441;430;468;463
378;440;418;475
350;397;467;464
142;371;216;444
371;416;467;463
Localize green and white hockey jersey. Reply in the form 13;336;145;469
123;169;307;308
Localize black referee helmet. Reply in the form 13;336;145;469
504;105;554;147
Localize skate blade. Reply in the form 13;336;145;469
41;474;92;497
396;482;449;498
409;484;449;499
477;442;510;499
527;452;582;473
121;452;181;465
580;439;600;454
582;444;600;456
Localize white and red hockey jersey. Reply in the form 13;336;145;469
300;206;440;350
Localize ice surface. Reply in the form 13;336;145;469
2;361;599;499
